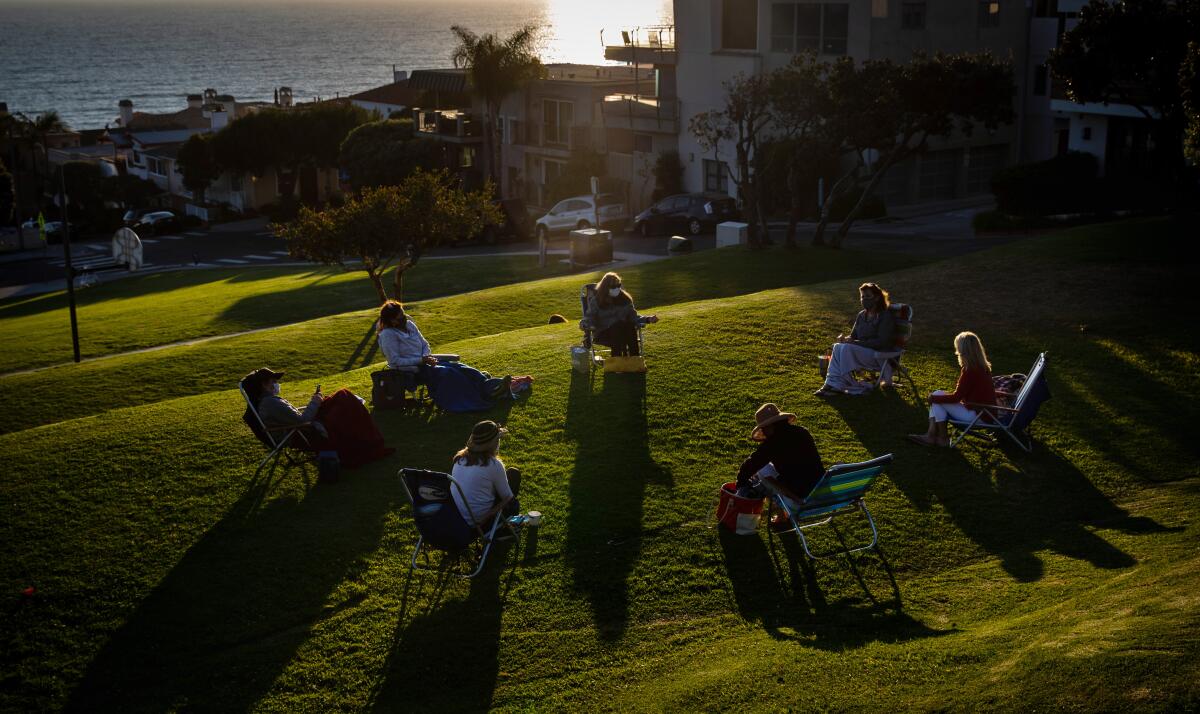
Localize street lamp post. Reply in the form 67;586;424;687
57;167;81;362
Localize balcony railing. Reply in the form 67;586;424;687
414;109;482;139
601;94;680;133
512;121;596;151
603;25;677;64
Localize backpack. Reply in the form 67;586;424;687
371;369;412;410
317;450;341;483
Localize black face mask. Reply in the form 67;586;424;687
861;295;876;310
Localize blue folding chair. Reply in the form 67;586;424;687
950;352;1051;452
578;282;645;370
761;454;893;559
399;468;519;578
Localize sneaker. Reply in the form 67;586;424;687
490;375;513;399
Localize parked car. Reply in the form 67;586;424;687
633;192;740;237
534;194;629;240
122;207;156;226
133;210;181;235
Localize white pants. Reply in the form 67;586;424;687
822;342;883;394
928;389;978;423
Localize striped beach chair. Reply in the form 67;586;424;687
761;453;894;559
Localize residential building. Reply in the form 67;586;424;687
348;69;423;118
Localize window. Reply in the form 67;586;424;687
634;133;653;153
497;116;506;145
901;1;925;29
979;0;1000;28
461;145;476;168
567;199;591;212
147;157;166;176
772;3;849;55
1082;126;1092;141
1034;0;1057;16
543;100;574;146
1033;64;1048;96
722;0;758;50
704;159;729;193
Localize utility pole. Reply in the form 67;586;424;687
58;167;80;362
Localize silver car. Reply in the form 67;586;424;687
534;194;629;240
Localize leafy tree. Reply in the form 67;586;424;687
650;150;684;201
58;161;108;229
451;24;544;191
689;72;774;247
176;133;220;204
18;110;69;178
339;119;440;191
818;52;1014;248
1050;0;1200;182
103;174;161;210
277;169;499;303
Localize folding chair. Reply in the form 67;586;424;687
950;352;1051;452
370;355;461;409
854;303;918;399
399;468;519;579
238;380;313;475
761;453;893;560
578;282;645;370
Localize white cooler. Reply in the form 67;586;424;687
716;221;748;248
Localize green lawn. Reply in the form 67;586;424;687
0;246;923;435
0;256;580;374
1;218;1197;711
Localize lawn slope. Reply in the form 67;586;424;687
1;217;1197;711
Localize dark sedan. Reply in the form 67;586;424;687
633;192;739;237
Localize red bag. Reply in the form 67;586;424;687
716;482;765;535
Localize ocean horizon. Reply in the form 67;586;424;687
0;0;672;130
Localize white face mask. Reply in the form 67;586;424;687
271;382;281;396
609;287;622;298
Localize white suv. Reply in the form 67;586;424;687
534;194;629;239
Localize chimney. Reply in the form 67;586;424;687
393;68;408;83
118;99;133;126
187;94;202;109
209;105;229;130
278;87;293;108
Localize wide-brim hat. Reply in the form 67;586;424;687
467;420;508;452
751;402;795;441
242;367;285;391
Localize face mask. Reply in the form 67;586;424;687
861;295;876;309
271;382;281;396
609;287;622;298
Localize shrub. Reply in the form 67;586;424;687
990;152;1099;216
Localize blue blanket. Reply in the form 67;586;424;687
424;361;507;412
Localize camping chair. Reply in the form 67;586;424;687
578;282;645;369
399;468;520;579
370;355;461;409
853;303;918;399
238;379;314;474
760;453;893;560
949;352;1051;452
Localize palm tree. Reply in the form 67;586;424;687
450;24;544;193
18;110;70;177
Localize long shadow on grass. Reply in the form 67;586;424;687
826;392;1170;583
65;462;397;712
564;369;671;640
716;527;949;648
369;540;522;712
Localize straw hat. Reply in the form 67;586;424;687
751;403;796;441
466;420;508;452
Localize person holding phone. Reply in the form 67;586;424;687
244;368;393;468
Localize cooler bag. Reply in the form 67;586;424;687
716;482;765;535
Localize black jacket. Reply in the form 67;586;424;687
736;422;825;499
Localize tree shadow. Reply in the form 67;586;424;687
563;369;671;640
368;538;524;712
64;462;396;712
344;318;381;372
716;526;950;649
827;395;1177;583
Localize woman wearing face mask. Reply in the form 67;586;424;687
242;367;393;467
585;271;658;357
814;282;896;396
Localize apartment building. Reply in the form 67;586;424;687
671;0;1032;207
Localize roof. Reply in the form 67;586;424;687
408;69;468;94
123;106;210;131
141;142;182;160
348;80;422;107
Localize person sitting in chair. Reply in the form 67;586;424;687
583;272;658;357
907;331;997;448
242;367;392;467
451;420;522;527
815;282;897;396
376;300;531;410
735;403;825;529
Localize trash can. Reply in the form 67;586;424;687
569;228;613;266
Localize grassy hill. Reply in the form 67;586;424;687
0;218;1197;711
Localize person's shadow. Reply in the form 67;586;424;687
64;460;396;712
563;369;671;640
368;539;522;712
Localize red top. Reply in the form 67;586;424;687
930;367;996;407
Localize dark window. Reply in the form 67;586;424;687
1082;126;1092;140
633;133;653;153
901;1;925;29
1034;0;1057;17
771;3;848;55
1033;64;1047;96
979;0;1000;28
704;159;729;193
722;0;758;50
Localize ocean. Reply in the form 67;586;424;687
0;0;672;130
